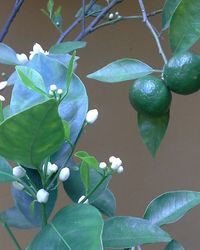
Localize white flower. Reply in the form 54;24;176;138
12;181;24;190
57;88;63;95
50;84;57;91
59;167;70;182
78;195;89;204
110;157;122;171
16;53;28;64
109;13;114;19
109;156;116;163
99;162;107;169
36;189;49;203
0;81;7;90
117;165;124;174
86;109;98;124
13;166;26;178
29;43;49;60
0;95;5;102
45;162;58;175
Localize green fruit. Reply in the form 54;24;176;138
129;75;172;116
163;52;200;95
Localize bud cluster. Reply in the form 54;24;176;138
49;84;64;100
99;156;124;174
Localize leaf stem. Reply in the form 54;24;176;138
137;0;167;64
2;222;22;250
0;0;24;42
41;203;47;228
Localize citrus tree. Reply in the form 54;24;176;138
0;0;200;249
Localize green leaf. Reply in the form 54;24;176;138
87;59;154;83
103;216;171;248
75;151;99;169
0;156;16;183
80;161;90;194
28;204;104;250
75;3;104;18
62;120;70;141
0;99;65;168
0;43;20;65
66;50;76;93
47;0;54;18
162;0;181;30
16;66;48;97
137;112;169;157
49;41;86;54
164;240;184;250
92;189;116;217
0;101;4;122
169;0;200;54
144;191;200;226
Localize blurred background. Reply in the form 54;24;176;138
0;0;200;249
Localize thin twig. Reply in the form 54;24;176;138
91;9;162;32
2;222;22;250
82;0;86;32
56;0;96;44
0;0;24;42
137;0;167;64
75;0;124;41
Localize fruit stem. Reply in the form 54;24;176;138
137;0;167;64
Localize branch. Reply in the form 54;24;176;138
56;0;96;44
91;9;162;32
0;0;24;42
75;0;124;41
82;0;86;32
137;0;167;64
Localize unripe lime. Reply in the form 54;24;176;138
129;75;172;116
163;52;200;95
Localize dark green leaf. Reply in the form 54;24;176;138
87;59;154;83
80;161;90;194
164;240;184;250
0;43;20;65
144;191;200;226
49;41;86;54
103;216;171;248
92;189;116;217
170;0;200;53
28;204;103;250
16;66;48;97
0;156;16;183
52;6;63;29
0;101;4;122
162;0;181;30
137;112;169;157
0;99;65;168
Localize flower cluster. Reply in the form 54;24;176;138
99;155;124;174
108;11;121;20
48;84;63;100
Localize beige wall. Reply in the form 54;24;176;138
0;1;200;249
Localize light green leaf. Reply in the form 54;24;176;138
144;191;200;226
87;59;154;83
138;112;169;157
164;240;184;250
47;0;54;18
27;204;104;250
62;120;70;141
49;41;86;54
16;66;48;97
80;161;90;194
0;156;16;183
170;0;200;54
162;0;181;30
103;216;171;248
0;99;65;168
66;50;76;93
75;151;99;169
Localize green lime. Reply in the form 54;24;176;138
129;75;172;116
163;52;200;95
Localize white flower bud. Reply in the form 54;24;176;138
49;90;54;96
50;84;57;91
117;165;124;174
109;156;116;163
111;157;122;171
109;13;114;19
36;189;49;203
0;81;7;90
86;109;98;124
13;166;26;178
16;53;28;64
78;195;89;204
115;12;119;16
46;162;58;175
57;88;63;95
0;95;5;102
12;181;24;190
59;167;70;182
99;162;107;169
